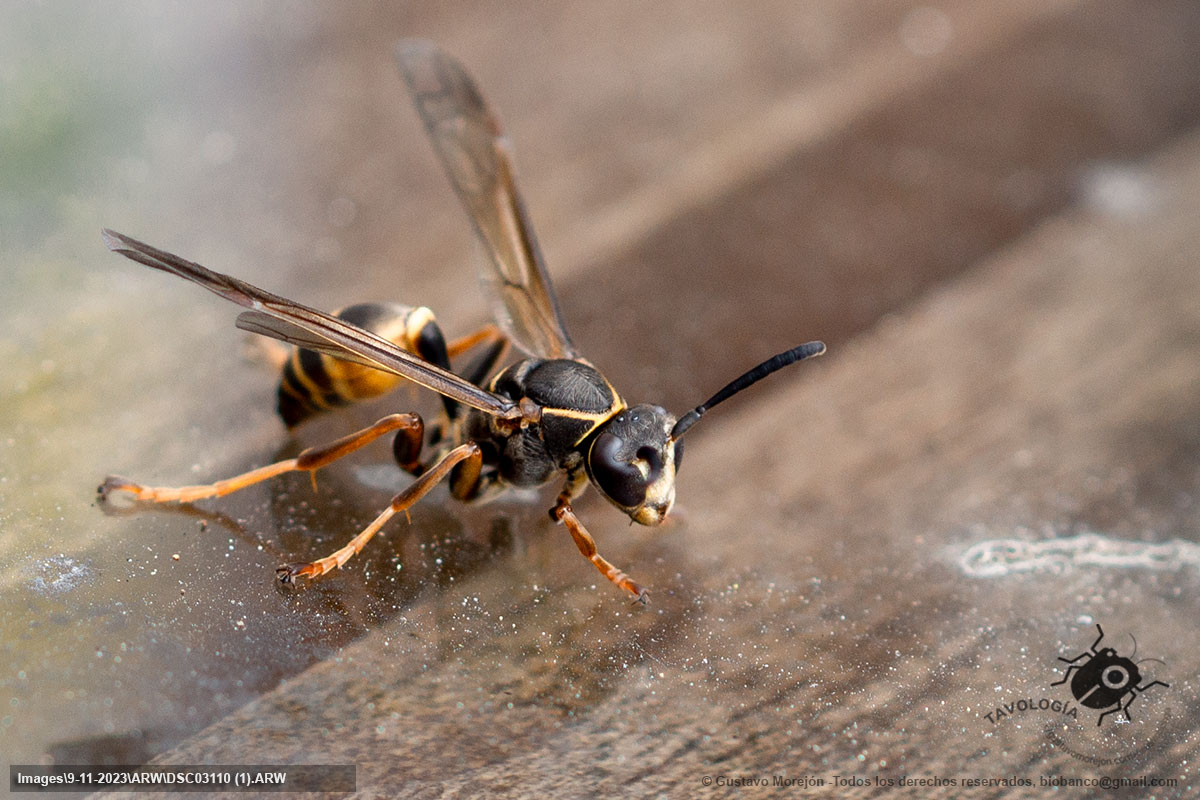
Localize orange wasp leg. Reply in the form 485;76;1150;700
552;496;648;604
277;441;482;582
98;413;424;504
445;323;506;359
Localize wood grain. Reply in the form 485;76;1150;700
105;56;1200;800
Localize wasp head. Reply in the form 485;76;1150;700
584;342;825;527
586;404;681;526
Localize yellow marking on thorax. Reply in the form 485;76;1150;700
540;380;625;446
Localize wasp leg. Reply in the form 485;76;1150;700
99;413;423;504
551;496;647;604
446;323;505;359
391;417;427;475
278;441;481;582
425;323;511;447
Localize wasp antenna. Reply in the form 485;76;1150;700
1136;657;1167;667
670;341;825;441
1129;633;1138;661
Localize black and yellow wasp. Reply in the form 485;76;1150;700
100;39;825;602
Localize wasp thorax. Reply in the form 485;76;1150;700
586;404;679;525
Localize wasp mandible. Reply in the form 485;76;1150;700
99;39;825;602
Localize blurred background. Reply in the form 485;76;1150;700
2;1;1199;795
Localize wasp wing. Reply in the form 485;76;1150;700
395;39;578;361
234;311;390;373
102;228;522;421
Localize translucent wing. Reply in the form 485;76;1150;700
235;311;391;372
395;39;578;360
102;229;523;421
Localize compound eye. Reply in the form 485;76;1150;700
589;432;647;508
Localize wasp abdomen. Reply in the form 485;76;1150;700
278;303;450;427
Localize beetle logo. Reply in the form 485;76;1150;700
1051;624;1169;726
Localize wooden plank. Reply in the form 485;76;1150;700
113;90;1200;800
8;0;1198;784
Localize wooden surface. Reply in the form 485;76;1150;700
105;124;1200;799
1;2;1199;798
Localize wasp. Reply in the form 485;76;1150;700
99;39;825;602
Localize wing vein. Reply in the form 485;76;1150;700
395;38;577;360
102;228;520;420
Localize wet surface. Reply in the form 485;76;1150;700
93;129;1200;796
4;0;920;770
3;2;1200;797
